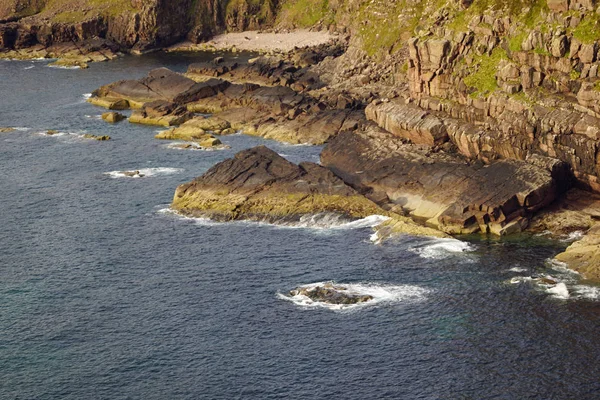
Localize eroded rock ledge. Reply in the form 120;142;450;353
170;145;444;237
171;145;384;222
321;125;570;236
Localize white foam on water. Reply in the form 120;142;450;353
571;285;600;300
47;64;81;70
36;130;69;137
85;115;103;120
82;93;92;99
286;213;389;230
165;142;228;152
560;230;585;242
546;282;570;299
510;276;534;284
409;238;475;260
546;259;580;278
104;167;184;179
508;267;528;273
24;65;34;70
277;281;430;311
157;209;389;232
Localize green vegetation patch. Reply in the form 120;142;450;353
277;0;332;28
573;13;600;44
463;47;507;97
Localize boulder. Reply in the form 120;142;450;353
155;117;231;140
88;97;130;110
129;100;192;127
290;283;373;305
82;134;110;141
102;112;126;123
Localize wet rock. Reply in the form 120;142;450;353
46;129;59;135
48;58;89;69
155;117;230;140
82;134;110;141
171;145;386;223
129;100;192;127
122;170;145;177
556;224;600;280
290;284;373;305
102;112;126;123
88;97;130;110
0;127;15;133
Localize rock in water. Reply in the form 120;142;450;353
82;134;110;141
0;127;15;133
290;284;373;305
171;145;385;223
102;112;126;123
122;170;145;178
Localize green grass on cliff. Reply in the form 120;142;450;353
277;0;332;27
44;0;136;22
464;47;507;97
449;0;548;32
573;13;600;44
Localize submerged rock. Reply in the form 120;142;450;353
290;283;373;305
49;58;89;69
121;170;145;178
82;134;110;141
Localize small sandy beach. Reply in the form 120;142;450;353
167;29;336;53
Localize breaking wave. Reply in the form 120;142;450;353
508;259;600;301
105;167;184;179
409;238;475;260
158;209;389;232
277;281;430;311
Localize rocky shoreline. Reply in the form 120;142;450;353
6;1;600;280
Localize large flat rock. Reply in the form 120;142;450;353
321;126;570;235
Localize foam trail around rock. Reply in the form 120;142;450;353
546;283;570;299
277;281;430;311
105;167;184;179
158;209;389;232
409;238;475;259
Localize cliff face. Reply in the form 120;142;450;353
0;0;279;51
306;0;600;193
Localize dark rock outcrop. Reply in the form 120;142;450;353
171;145;386;222
290;283;373;305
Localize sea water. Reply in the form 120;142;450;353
1;54;600;399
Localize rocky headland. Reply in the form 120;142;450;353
10;0;600;280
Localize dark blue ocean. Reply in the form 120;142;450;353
1;53;600;399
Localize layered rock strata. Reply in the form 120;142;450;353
321;126;570;235
171;145;386;222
